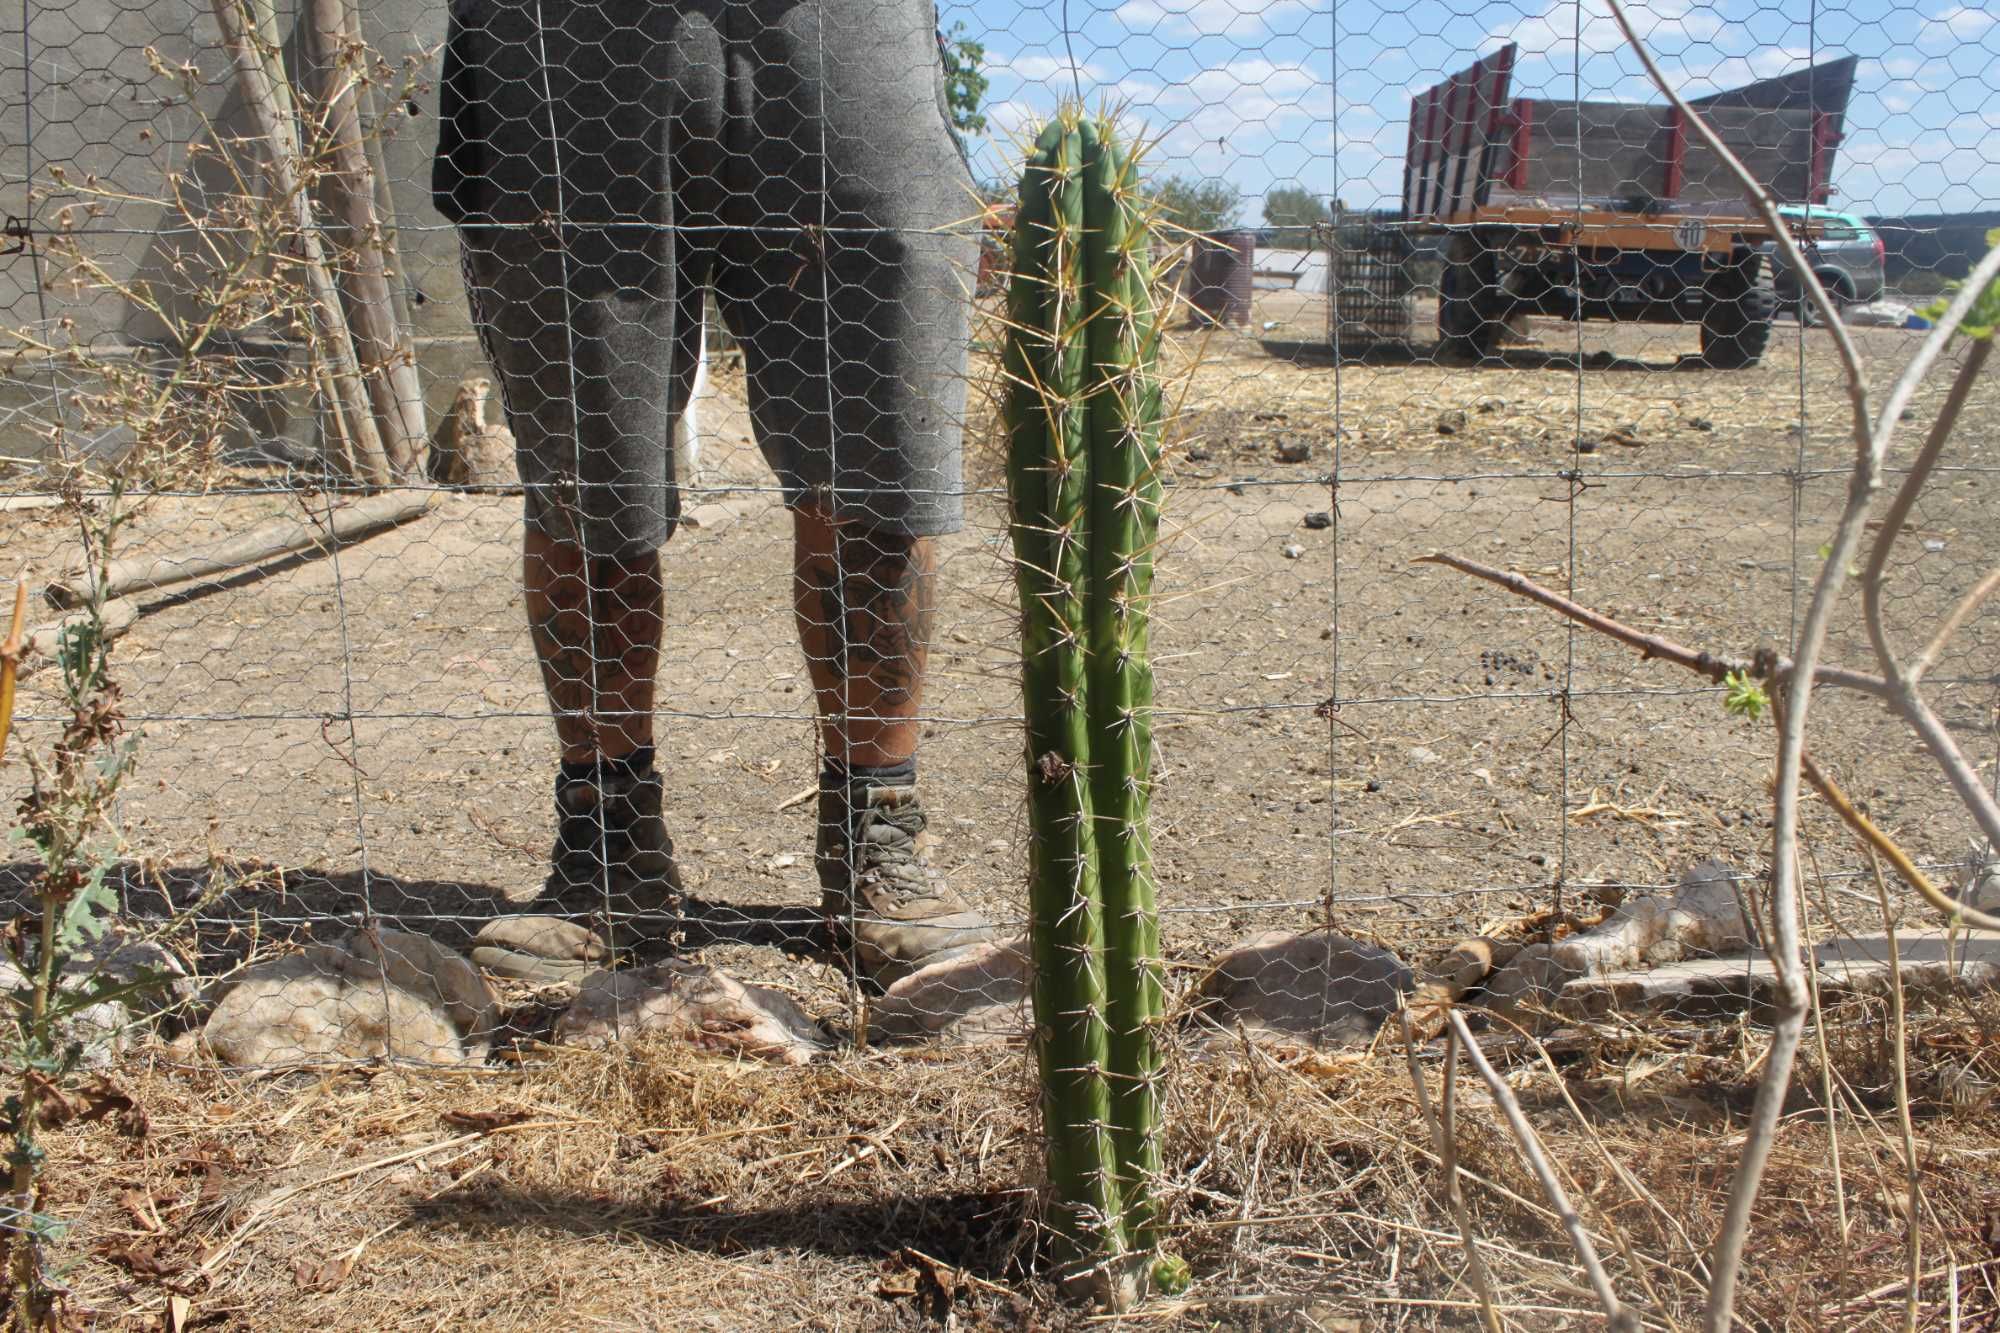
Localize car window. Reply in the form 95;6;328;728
1820;222;1857;240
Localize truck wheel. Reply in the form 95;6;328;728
1438;233;1500;361
1700;256;1777;368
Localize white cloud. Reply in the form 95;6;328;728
1935;4;1995;38
1493;0;1723;66
1114;0;1312;39
995;53;1110;84
1134;57;1326;156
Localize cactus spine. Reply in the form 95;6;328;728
1005;108;1168;1302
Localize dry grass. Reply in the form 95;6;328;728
31;990;2000;1331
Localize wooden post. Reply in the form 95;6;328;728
209;0;391;487
299;0;427;477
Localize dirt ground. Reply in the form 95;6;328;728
3;307;1998;1327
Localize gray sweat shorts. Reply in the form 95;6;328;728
433;0;978;555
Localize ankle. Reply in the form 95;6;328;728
558;745;657;789
822;755;916;792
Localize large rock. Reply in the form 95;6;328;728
1559;928;2000;1021
0;928;195;1068
202;929;498;1067
1186;928;1414;1046
868;938;1031;1046
555;961;827;1064
1486;860;1752;1023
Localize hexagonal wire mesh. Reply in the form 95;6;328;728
1;0;1997;1320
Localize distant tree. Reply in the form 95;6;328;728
940;24;988;139
1145;175;1242;232
1263;186;1330;230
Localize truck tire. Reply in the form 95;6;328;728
1438;232;1500;361
1700;255;1777;368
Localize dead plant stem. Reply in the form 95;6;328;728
1446;1012;1637;1331
1868;850;1922;1333
1399;1012;1502;1333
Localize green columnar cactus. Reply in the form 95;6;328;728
1005;108;1169;1303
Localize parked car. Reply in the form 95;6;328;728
1761;206;1885;322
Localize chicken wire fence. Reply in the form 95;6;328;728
0;0;1998;1307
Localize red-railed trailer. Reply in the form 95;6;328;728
1398;45;1857;366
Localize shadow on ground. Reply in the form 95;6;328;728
0;859;833;966
404;1183;1033;1283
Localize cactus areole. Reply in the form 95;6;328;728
1003;108;1170;1308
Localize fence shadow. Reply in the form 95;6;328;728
0;859;832;968
1260;335;1699;372
400;1182;1031;1283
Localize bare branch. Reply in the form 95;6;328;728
1446;1012;1639;1331
1412;551;1892;698
1863;337;1993;674
1599;6;2000;1326
1867;852;1923;1333
1799;753;2000;931
1915;562;2000;682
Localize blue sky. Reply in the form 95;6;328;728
945;0;2000;220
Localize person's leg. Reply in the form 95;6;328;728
783;500;993;981
789;502;934;768
522;530;663;764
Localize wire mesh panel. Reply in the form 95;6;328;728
0;0;1997;1323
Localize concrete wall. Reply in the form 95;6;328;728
0;0;472;465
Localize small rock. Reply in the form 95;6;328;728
1688;416;1714;431
1301;511;1332;530
1281;543;1305;560
681;501;742;534
1185;447;1211;462
1961;856;2000;913
1435;411;1467;436
1407;745;1442;765
1474;396;1506;413
470;916;609;988
1186;929;1414;1045
203;932;498;1068
0;959;141;1069
555;961;827;1064
473;915;607;963
868;938;1031;1046
1576;437;1599;454
471;948;600;987
1274;437;1312;464
1485;859;1751;1025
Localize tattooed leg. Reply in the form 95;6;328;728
792;503;935;767
523;528;663;763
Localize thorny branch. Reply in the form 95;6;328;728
1517;5;2000;1329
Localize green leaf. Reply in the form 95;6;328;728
1918;229;2000;341
1723;670;1770;721
54;859;118;952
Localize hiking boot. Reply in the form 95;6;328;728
817;777;998;984
532;766;684;927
